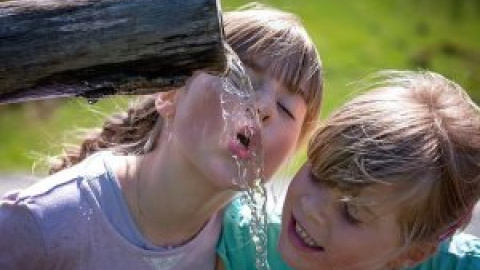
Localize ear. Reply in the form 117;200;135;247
388;242;438;269
154;91;177;118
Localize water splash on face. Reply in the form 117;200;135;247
221;49;263;188
221;48;270;270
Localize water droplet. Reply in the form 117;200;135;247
87;98;99;105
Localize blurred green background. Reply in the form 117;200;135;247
1;0;479;175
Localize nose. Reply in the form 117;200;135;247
299;183;338;233
257;104;270;123
255;91;274;123
300;195;328;227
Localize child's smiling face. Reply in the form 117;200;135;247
278;163;405;270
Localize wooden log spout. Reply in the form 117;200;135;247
0;0;228;103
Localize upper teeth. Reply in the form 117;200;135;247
295;222;320;248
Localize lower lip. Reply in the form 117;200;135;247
288;216;324;252
228;140;251;159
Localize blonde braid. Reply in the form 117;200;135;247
49;96;160;174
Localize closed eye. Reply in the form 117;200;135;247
278;102;295;119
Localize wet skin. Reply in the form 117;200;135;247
166;66;306;191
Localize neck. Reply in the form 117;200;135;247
117;150;235;247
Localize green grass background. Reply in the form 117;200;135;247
1;0;479;175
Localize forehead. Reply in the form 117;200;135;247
239;49;319;103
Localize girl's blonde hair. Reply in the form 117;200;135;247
49;6;323;173
308;70;480;245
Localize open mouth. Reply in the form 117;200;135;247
228;126;259;159
289;216;324;252
237;132;251;148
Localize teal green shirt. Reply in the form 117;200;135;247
217;198;292;270
407;233;480;270
217;198;480;270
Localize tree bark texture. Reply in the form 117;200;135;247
0;0;227;103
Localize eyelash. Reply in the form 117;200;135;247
278;102;295;119
342;203;362;225
308;172;363;225
309;173;362;225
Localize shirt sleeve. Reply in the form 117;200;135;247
0;196;48;270
407;233;480;270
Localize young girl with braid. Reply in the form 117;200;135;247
0;7;323;270
217;70;480;270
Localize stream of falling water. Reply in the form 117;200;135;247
220;47;271;270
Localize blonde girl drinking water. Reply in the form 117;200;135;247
0;6;323;270
218;70;480;270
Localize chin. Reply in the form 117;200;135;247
203;162;251;191
196;149;260;192
278;226;320;270
278;232;298;269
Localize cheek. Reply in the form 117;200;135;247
326;226;402;269
262;127;300;178
179;86;225;131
